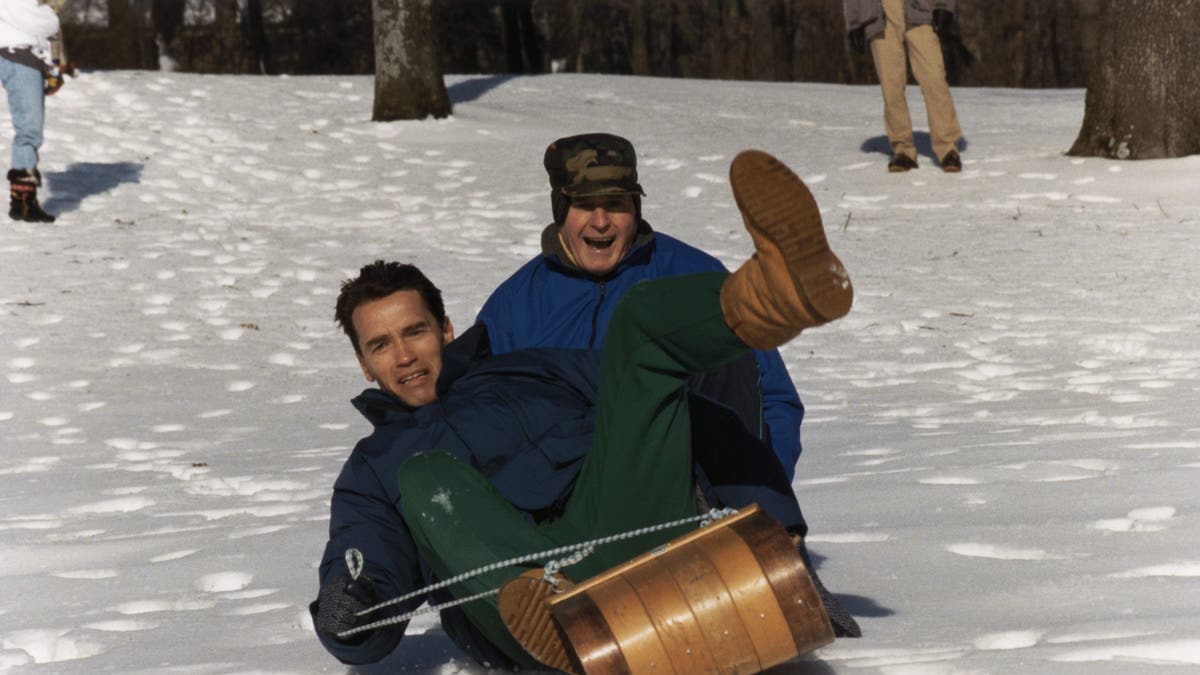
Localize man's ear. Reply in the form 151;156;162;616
357;353;376;383
442;318;455;344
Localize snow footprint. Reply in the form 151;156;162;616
945;543;1063;561
1093;506;1175;533
974;630;1042;650
0;628;104;665
194;571;253;593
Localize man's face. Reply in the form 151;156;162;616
561;193;637;276
352;289;454;408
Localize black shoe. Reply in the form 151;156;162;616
796;538;862;638
940;150;962;173
8;169;55;223
887;153;918;173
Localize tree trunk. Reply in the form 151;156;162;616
1067;0;1200;159
106;0;148;68
499;2;542;73
213;0;245;73
372;0;451;121
245;0;272;74
151;0;185;70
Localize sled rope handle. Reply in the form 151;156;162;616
337;507;738;638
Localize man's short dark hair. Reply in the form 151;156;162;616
335;260;447;354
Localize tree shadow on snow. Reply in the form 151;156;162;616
861;132;969;161
447;75;519;105
42;161;143;216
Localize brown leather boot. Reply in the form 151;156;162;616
8;169;56;223
720;150;853;350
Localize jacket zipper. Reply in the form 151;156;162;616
589;282;606;349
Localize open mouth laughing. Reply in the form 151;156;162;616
583;235;616;250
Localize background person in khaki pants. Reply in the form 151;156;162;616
845;0;963;173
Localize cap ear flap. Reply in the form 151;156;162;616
551;190;570;225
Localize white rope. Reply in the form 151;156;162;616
336;507;737;639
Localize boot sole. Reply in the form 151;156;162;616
729;150;852;324
498;570;578;673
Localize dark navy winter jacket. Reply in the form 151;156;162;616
476;222;806;478
311;327;600;666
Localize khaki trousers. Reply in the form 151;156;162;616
870;0;962;161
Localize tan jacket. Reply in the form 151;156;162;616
843;0;955;40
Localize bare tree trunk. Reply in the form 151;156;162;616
245;0;272;74
151;0;185;69
372;0;451;121
107;0;149;68
499;1;542;72
213;0;244;72
1068;0;1200;159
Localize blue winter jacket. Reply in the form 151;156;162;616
475;221;806;478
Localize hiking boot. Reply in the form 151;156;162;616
940;149;962;173
887;153;918;173
720;150;853;351
8;169;55;223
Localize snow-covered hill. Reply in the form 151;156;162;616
2;71;1198;673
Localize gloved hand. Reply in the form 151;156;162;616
794;535;862;638
848;26;866;54
44;60;73;96
315;573;379;643
932;9;955;41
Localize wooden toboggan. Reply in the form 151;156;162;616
498;504;834;674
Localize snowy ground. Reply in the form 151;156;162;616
1;71;1198;673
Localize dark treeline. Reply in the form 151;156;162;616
64;0;1101;87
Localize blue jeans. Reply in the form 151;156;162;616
1;57;46;171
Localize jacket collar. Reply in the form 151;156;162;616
540;219;656;281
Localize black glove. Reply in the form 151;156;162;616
44;60;70;96
795;536;862;638
932;9;955;41
315;573;379;643
848;26;866;54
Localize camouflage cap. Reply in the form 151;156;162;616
543;133;646;198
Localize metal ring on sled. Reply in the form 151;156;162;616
498;504;835;674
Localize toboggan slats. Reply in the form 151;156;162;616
499;505;834;674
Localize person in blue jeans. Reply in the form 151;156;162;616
1;0;62;223
475;133;809;482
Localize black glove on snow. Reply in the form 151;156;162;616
315;573;379;643
795;537;862;638
848;26;866;54
932;9;955;41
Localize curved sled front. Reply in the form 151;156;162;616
546;504;834;674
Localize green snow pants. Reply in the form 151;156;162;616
396;271;748;667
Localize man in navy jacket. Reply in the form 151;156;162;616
311;151;861;668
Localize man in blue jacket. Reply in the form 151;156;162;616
475;133;809;482
311;151;861;668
